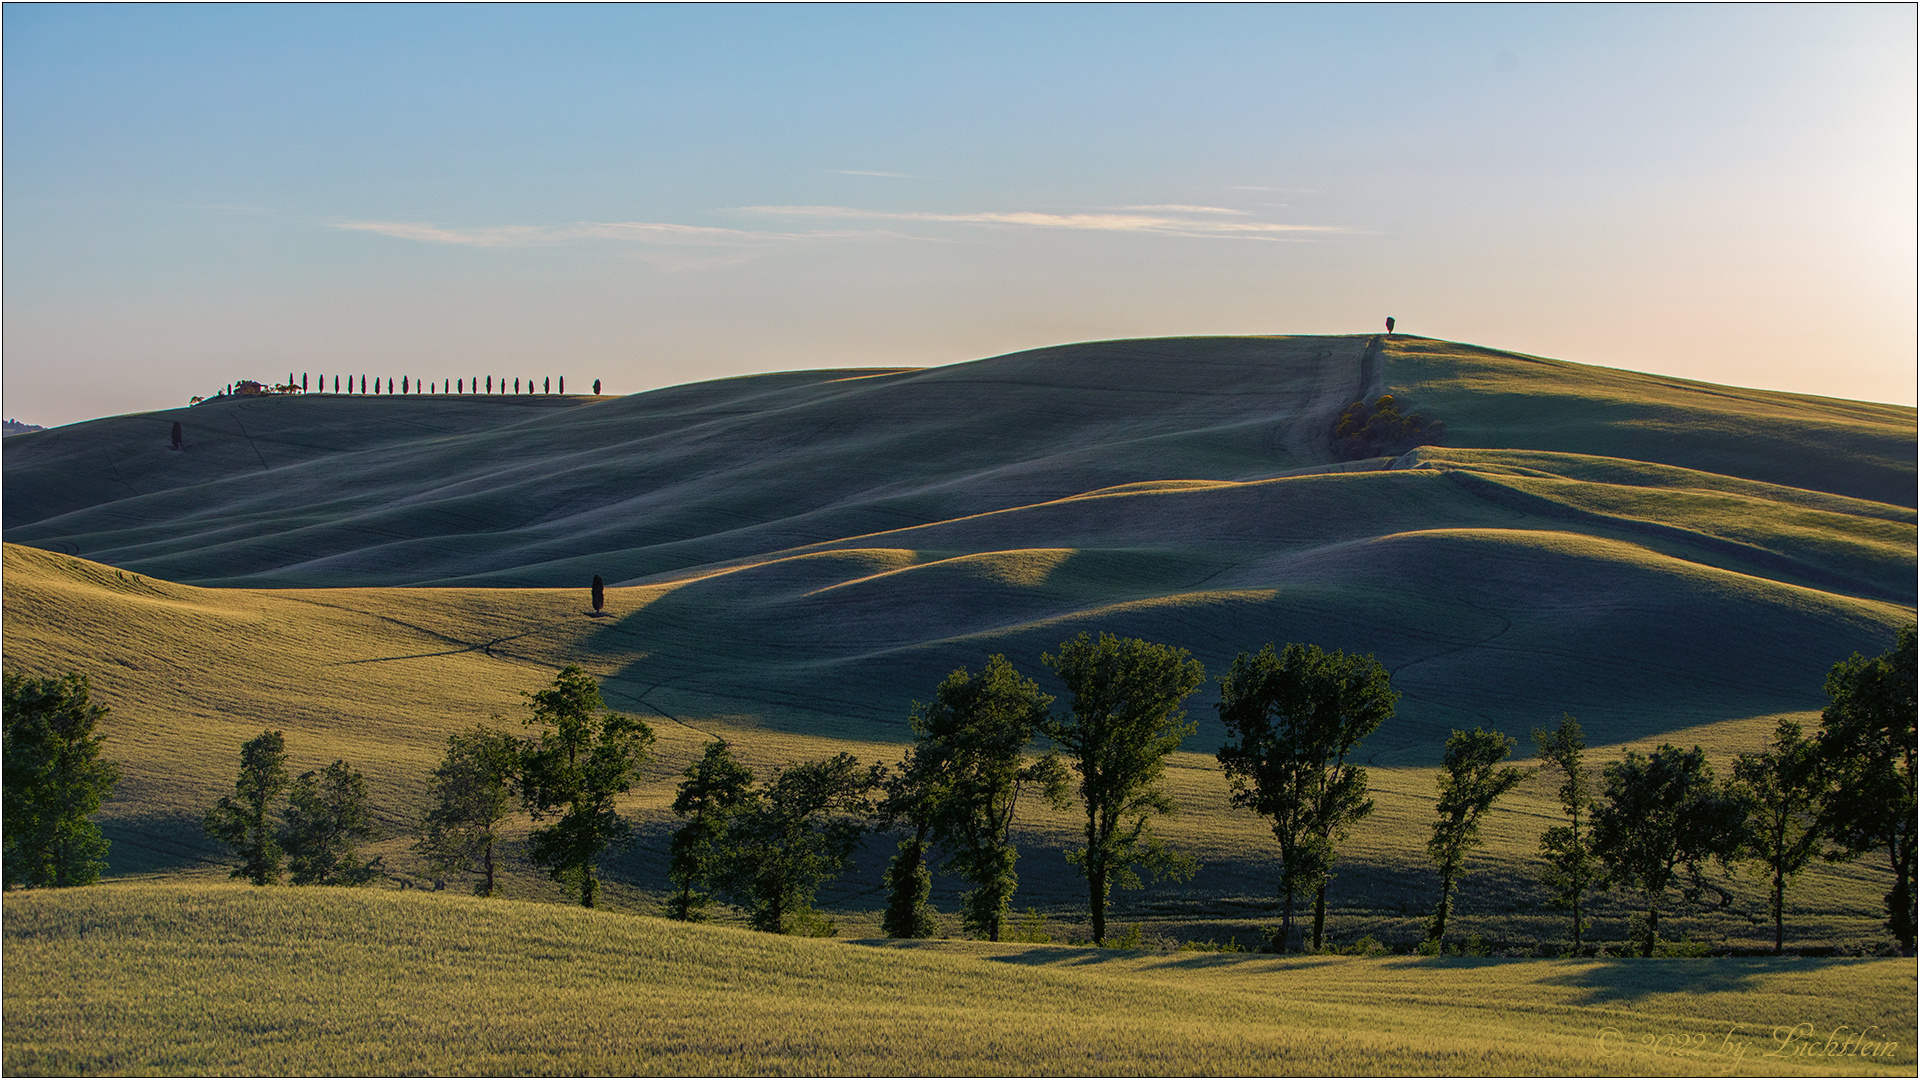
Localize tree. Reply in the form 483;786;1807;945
709;753;880;934
517;666;655;907
1216;643;1393;951
1591;744;1747;957
591;575;605;615
3;672;122;888
876;751;941;939
1533;714;1598;951
1041;632;1204;945
1815;625;1917;953
559;376;565;393
666;739;756;920
910;655;1070;941
204;730;291;885
417;726;521;896
1425;728;1526;947
1732;719;1829;955
170;421;183;450
282;760;380;885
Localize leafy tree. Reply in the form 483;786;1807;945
1533;714;1598;951
880;831;940;939
709;753;880;934
1731;719;1829;954
1216;643;1393;951
909;655;1070;941
518;666;655;907
282;760;381;886
591;575;605;615
1041;632;1204;945
876;750;941;938
1425;728;1526;948
3;672;122;888
1815;625;1917;953
204;730;291;885
417;726;521;896
667;739;756;921
1592;744;1747;957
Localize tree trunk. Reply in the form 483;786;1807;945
582;870;598;908
1772;865;1786;955
1277;883;1297;953
1312;884;1328;951
1889;833;1917;955
1090;863;1107;946
1642;899;1659;958
483;835;496;898
1430;867;1455;947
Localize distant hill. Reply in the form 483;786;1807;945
4;335;1910;746
3;418;45;436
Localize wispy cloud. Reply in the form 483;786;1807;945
832;169;916;178
1113;204;1246;215
738;204;1341;240
331;219;856;248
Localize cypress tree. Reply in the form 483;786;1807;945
170;421;183;450
593;379;601;394
591;575;605;615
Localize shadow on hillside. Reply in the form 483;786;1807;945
100;813;229;878
1512;956;1868;1003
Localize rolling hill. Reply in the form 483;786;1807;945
6;334;1911;756
2;333;1913;948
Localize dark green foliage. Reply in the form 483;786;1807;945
518;666;655;907
1592;744;1747;957
1815;625;1917;953
1426;728;1527;947
667;739;756;921
1042;632;1204;946
907;655;1070;941
591;575;605;614
1733;719;1829;954
1533;714;1597;949
169;421;182;450
881;836;940;938
282;760;380;886
3;672;121;888
1216;643;1393;952
417;726;521;896
1331;394;1445;460
708;753;881;935
204;730;290;886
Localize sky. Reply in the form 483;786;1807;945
4;4;1915;427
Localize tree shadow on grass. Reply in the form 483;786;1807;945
1504;956;1871;1003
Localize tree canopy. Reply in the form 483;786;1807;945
1816;625;1917;953
1042;632;1204;945
3;671;122;889
1216;642;1393;951
518;666;655;907
708;753;880;935
1592;743;1746;957
204;730;290;886
1425;727;1526;947
417;726;520;896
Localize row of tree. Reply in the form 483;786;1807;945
8;625;1911;959
202;375;600;399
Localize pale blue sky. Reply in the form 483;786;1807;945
5;4;1914;426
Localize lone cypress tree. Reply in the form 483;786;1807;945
593;378;601;394
591;575;605;615
170;421;183;451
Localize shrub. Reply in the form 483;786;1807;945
1331;395;1445;460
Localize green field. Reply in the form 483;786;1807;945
4;884;1912;1076
3;334;1914;1072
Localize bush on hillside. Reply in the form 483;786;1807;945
1332;395;1445;460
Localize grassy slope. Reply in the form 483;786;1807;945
4;884;1912;1076
1;334;1912;945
